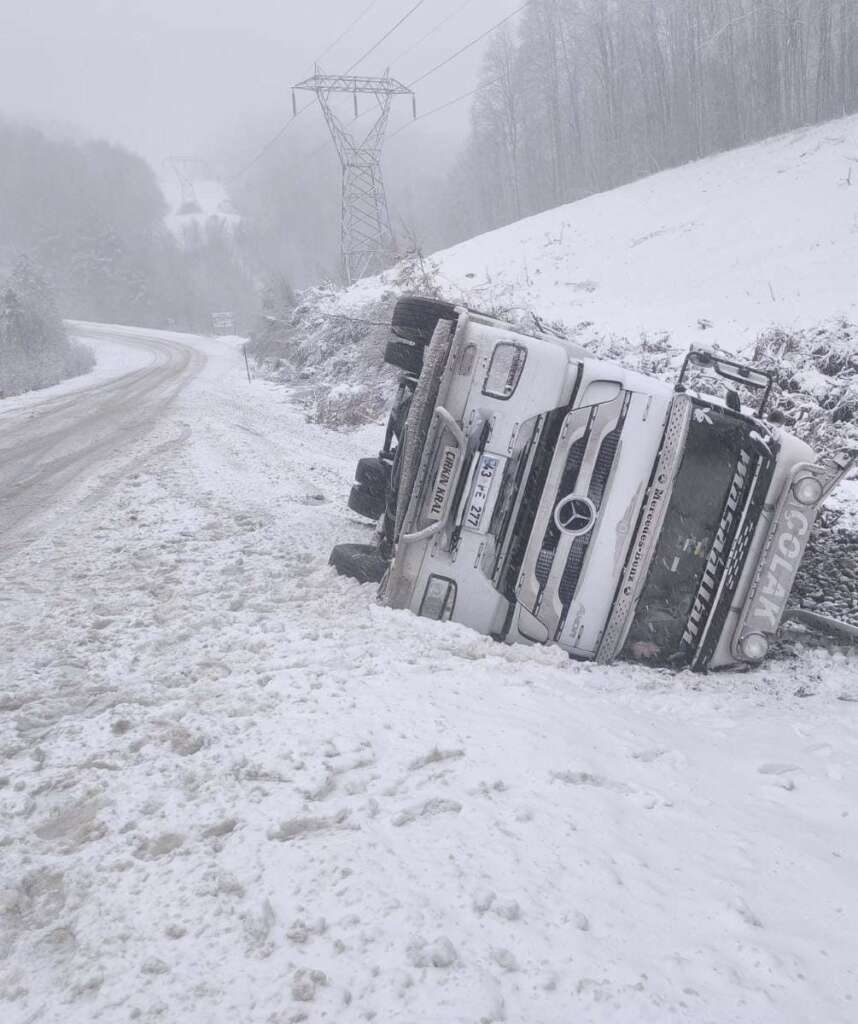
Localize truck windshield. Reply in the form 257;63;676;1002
623;400;769;663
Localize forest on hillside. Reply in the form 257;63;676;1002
222;0;858;290
0;119;255;333
444;0;858;241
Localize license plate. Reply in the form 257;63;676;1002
744;499;814;632
428;445;459;521
463;455;500;533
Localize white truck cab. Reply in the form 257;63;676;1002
331;297;854;671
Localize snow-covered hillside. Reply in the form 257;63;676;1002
349;114;858;353
161;178;241;240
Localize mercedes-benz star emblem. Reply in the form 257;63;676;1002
554;495;596;536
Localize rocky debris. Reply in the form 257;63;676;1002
791;519;858;628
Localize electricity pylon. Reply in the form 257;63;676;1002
166;157;207;214
293;70;414;285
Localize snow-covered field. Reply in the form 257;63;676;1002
2;329;857;1023
346;114;858;354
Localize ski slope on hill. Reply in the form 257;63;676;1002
351;114;858;351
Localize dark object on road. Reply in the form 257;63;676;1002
329;543;389;584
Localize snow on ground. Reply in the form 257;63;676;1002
2;329;857;1023
347;114;858;354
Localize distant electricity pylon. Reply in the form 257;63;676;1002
293;70;415;285
166;157;207;214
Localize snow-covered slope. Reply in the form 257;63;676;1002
350;115;858;351
161;178;241;239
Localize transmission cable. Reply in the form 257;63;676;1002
389;81;488;138
388;0;479;67
227;0;426;182
407;0;531;88
344;0;428;74
236;0;529;181
315;0;382;64
330;1;530;145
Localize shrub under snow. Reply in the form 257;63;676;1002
0;256;94;398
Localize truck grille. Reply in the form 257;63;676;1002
687;451;776;669
554;419;625;631
496;408;567;600
534;436;587;587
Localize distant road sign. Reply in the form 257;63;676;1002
211;312;236;335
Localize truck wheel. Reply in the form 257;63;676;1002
329;543;389;584
391;296;457;344
384;338;424;375
355;457;390;497
348;482;385;521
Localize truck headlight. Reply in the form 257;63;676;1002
792;475;823;506
419;575;457;621
483;343;526;399
740;632;769;662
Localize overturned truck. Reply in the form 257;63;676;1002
330;297;854;670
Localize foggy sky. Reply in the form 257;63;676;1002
0;0;521;172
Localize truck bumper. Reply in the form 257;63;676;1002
728;450;856;665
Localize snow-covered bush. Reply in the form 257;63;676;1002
248;284;398;429
0;256;94;398
750;320;858;457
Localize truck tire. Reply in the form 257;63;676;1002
329;543;389;584
391;296;457;344
384;338;424;375
348;482;385;521
355;456;390;497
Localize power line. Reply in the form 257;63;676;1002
225;105;313;183
338;2;530;142
388;0;479;67
235;0;530;182
389;81;488;139
315;0;382;64
344;0;428;75
228;0;426;182
407;1;531;88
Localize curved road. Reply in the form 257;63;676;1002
0;325;206;558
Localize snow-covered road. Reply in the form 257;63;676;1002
1;327;857;1023
0;325;205;559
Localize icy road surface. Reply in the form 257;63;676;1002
1;327;857;1023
